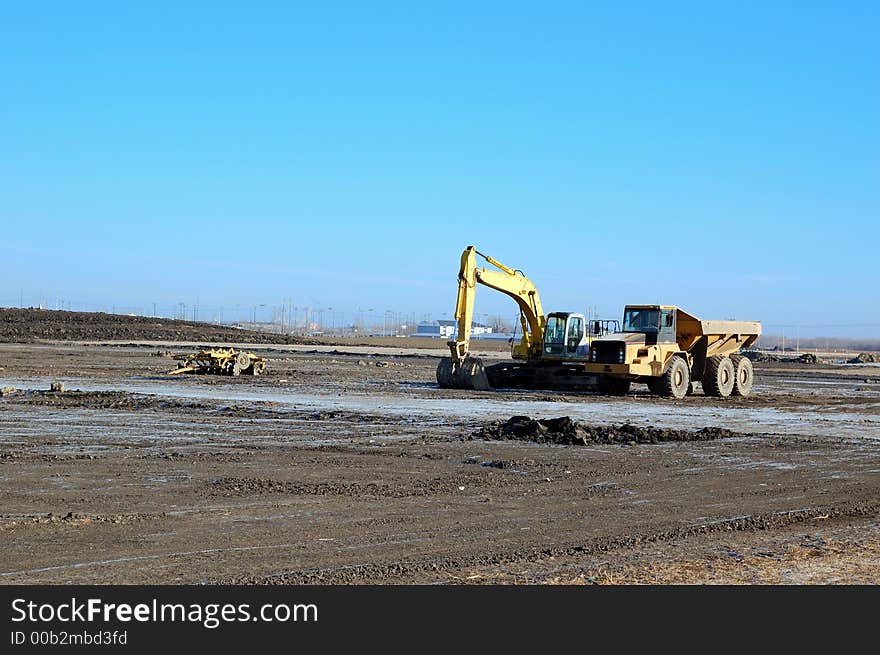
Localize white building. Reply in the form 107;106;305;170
414;320;493;338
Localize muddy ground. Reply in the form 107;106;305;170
0;337;878;584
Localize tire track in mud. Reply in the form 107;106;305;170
219;501;880;584
0;511;166;532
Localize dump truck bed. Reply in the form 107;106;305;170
676;308;761;355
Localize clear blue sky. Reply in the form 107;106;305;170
2;2;878;336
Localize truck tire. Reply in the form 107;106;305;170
730;354;754;397
598;376;631;396
703;355;735;397
657;356;690;399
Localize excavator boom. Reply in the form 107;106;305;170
438;246;546;389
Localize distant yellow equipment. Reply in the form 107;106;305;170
168;348;267;377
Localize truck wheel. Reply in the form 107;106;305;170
730;354;753;397
658;356;690;399
598;377;631;396
703;355;735;397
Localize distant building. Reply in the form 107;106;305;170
414;320;493;338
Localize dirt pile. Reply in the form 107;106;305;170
743;351;821;364
475;416;738;445
0;308;316;344
849;352;880;364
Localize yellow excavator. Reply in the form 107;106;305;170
436;246;617;391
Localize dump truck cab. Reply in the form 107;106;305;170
586;305;761;398
588;305;680;378
623;306;677;344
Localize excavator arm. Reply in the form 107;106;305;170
437;245;547;389
449;246;545;361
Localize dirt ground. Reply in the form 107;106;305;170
1;333;878;584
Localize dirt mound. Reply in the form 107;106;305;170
0;308;318;344
743;351;821;364
743;351;782;362
849;352;880;364
475;416;738;445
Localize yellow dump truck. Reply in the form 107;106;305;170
584;305;761;398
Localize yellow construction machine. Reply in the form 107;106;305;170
584;305;762;398
168;348;267;377
436;246;617;390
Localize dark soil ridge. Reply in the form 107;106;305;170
0;308;313;345
0;390;392;423
0;511;164;531
475;416;739;445
219;501;880;584
206;472;519;499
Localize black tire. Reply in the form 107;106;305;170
730;354;754;397
657;356;690;399
703;355;735;397
598;376;631;396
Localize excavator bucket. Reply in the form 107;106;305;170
436;355;491;390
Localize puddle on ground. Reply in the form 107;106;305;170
1;376;878;440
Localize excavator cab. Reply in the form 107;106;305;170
542;312;589;359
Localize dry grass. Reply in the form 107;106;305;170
542;536;880;585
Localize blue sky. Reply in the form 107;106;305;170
2;2;878;336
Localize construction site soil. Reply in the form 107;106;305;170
1;312;878;584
